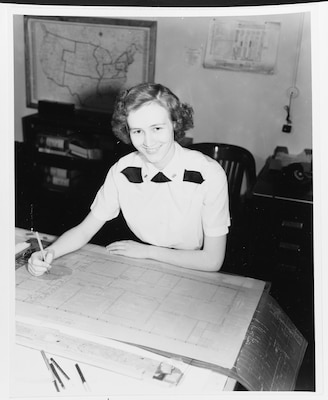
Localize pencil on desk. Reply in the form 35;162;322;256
50;357;70;381
50;362;65;389
75;363;90;391
40;350;60;392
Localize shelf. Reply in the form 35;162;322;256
20;111;122;235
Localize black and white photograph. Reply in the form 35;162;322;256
1;1;327;399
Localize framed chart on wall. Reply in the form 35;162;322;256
204;18;280;74
24;16;157;113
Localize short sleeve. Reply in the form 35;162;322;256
90;164;121;221
201;159;231;237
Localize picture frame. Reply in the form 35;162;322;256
24;15;157;113
204;18;281;74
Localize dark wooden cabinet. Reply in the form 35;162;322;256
248;161;313;285
246;159;314;390
247;158;314;348
249;197;313;284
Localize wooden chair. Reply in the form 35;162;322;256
189;142;256;221
189;142;257;273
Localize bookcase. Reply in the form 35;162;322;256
19;111;132;237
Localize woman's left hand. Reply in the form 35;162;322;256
106;240;150;259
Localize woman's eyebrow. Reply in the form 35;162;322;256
150;123;166;127
129;122;166;130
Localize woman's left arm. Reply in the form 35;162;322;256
106;234;227;272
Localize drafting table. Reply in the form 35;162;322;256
13;228;307;395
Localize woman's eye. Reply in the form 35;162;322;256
131;129;142;135
153;126;162;132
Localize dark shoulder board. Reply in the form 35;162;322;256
183;170;204;184
121;167;143;183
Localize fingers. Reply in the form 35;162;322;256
44;249;55;264
106;240;128;249
105;240;146;259
106;241;134;256
107;240;129;245
106;241;126;254
27;259;48;276
27;250;53;277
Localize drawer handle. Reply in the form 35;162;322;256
279;242;301;252
281;220;304;229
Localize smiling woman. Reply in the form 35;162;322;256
111;83;194;145
127;103;176;170
28;83;230;276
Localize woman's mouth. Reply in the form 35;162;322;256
144;146;161;154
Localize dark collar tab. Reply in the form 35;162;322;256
183;170;204;184
121;166;143;183
151;172;171;183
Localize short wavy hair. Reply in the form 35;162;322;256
111;83;194;144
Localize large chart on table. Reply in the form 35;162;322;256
16;242;265;369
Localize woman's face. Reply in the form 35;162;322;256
127;102;175;170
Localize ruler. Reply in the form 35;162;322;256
16;320;184;386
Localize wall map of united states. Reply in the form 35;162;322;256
27;18;153;111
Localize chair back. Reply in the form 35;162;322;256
189;142;256;218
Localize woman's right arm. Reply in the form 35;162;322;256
28;212;106;276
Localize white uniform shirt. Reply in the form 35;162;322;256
91;142;230;250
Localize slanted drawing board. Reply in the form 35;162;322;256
15;228;307;390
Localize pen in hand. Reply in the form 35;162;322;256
35;231;50;274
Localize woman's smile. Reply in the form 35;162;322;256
144;145;162;154
127;102;175;170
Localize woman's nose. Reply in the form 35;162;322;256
143;131;155;147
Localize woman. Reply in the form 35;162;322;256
28;83;230;276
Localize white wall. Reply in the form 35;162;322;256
14;12;312;172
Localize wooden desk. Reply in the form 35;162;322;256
14;228;306;393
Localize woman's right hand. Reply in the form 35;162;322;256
27;249;55;277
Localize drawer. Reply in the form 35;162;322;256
247;196;313;282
